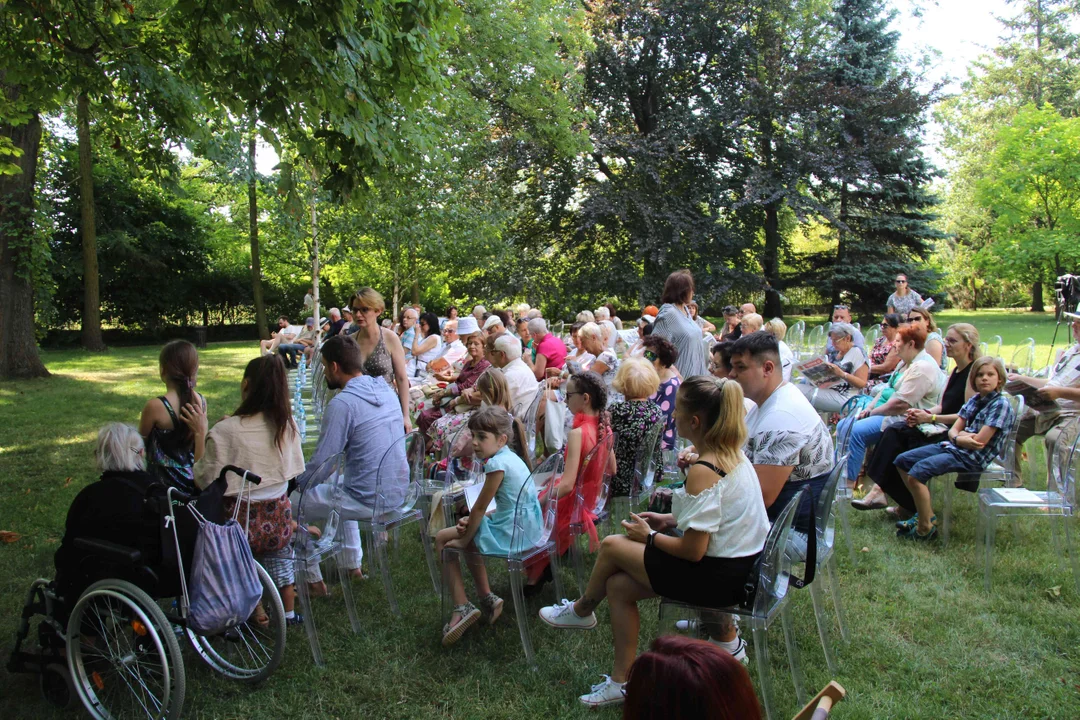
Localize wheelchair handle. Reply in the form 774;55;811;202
73;537;143;565
215;465;262;486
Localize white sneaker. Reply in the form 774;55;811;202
708;635;749;665
578;675;625;708
675;618;699;633
539;599;597;630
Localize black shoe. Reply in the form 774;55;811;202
523;565;553;599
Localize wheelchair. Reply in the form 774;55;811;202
8;465;287;719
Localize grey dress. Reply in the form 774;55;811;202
652;303;709;379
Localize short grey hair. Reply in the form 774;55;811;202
526;308;542;320
96;423;146;473
404;308;419;319
576;310;595;324
527;317;548;336
329;307;341;320
494;334;523;360
594;306;610;321
473;305;486;315
829;322;858;341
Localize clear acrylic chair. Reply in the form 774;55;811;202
789;320;806;360
863;324;880;348
439;452;567;666
976;416;1080;592
658;487;811;720
935;394;1026;546
358;431;440;613
802;459;850;676
438;456;485;528
833;396;872;561
267;452;359;666
660;435;691;484
806;324;826;357
1010;337;1036;375
607;420;665;529
567;431;616;594
522;385;545;459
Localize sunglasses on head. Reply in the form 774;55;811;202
833;304;848;310
644;350;657;362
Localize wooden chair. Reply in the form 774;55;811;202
791;681;845;720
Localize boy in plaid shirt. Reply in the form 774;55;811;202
893;356;1015;541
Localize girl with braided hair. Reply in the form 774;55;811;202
139;340;208;493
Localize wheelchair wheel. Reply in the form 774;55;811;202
67;579;185;720
186;561;286;683
41;662;76;709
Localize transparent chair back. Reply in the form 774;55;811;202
572;431;615;527
815;458;848;557
631;420;666;502
593;431;617;517
807;325;826;356
1051;416;1080;505
552;320;564;336
990;335;1003;359
863;324;880;348
293;452;347;553
522;384;545;457
372;431;426;522
750;486;806;621
511;452;565;555
1010;338;1035;375
835;395;873;461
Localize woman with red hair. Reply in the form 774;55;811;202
623;636;761;720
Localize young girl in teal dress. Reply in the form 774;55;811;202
437;407;541;646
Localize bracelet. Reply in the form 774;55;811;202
646;531;657;548
931;414;937;422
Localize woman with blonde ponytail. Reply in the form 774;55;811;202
538;375;770;709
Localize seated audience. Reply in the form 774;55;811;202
398;307;419;360
297;335;407;590
484;314;507;338
905;306;946;369
472;305;487;325
825;305;865;359
644;335;681;450
688;301;716;335
429;367;520;457
642;305;659;319
839;325;941;502
579;321;621;404
728;332;834;519
525;371;611;594
431;319;466;367
260;315;298;359
528;318;568;381
719;306;741;341
409;312;444;377
862;323;979;513
894;356;1014;540
652;270;708;379
595;306;619;349
609;359;664;497
1010;317;1080;480
538;376;767;708
626;316;655;358
515;317;531;345
799;322;869;413
869;313;902;384
194;355;305;625
348;288;412;432
764;317;794;382
566;321;596;369
437;407;541;645
278;316;317;364
740;302;756;315
419;324;491;441
140;340;207;493
486;333;539;416
577;309;596;324
606;303;624;330
739;312;763;336
623;636;762;720
322;307;347;338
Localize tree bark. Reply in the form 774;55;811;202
309;171;321;345
248;131;268;339
1031;280;1045;312
76;92;105;351
0;96;49;378
762;202;783;318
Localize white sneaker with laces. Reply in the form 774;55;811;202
539;599;597;630
578;675;625;708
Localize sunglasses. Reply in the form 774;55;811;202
833;304;848;310
644;350;658;362
895;280;907;284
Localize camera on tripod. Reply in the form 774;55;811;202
1055;274;1080;322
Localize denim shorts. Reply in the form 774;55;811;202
894;443;981;484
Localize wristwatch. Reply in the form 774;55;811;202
646;530;657;548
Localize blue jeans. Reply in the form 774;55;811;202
768;470;830;534
838;415;886;480
894;442;982;484
278;343;303;365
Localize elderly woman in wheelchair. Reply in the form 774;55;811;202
8;423;285;718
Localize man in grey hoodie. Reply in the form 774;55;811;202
298;335;408;586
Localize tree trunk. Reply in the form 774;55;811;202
762;202;783;318
409;239;419;306
970;276;978;311
248;131;268;339
76;93;105;351
309;166;321;344
832;185;848;307
0;98;49;378
1031;280;1045;312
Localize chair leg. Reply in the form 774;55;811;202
375;534;399;616
508;563;537;668
334;555;361;634
1063;515;1080;596
984;511;998;592
780;604;808;706
751;618;777;720
420;522;440;595
809;580;838;676
837;501;857;564
549;547;565;601
826;555;849;644
294;560;324;666
392;526;402;563
570;532;587;596
941;475;954;547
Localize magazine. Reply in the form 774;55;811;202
796;356;840;388
1004;377;1058;413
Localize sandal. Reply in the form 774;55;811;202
442;603;481;646
249;602;270;628
896;513;936;531
896;524;937;541
477;593;504;625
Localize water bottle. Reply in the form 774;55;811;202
299;408;308;441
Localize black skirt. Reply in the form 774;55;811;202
644;544;760;609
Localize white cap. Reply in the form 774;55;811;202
483;315;503;330
456;316;480;336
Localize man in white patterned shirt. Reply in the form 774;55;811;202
1010;319;1080;481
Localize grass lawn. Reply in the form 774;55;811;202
2;310;1080;719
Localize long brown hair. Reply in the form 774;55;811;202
468;406;533;471
159;340;199;439
234;356;296;449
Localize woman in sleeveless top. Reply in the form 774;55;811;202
139;340;208;493
348;288;413;432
